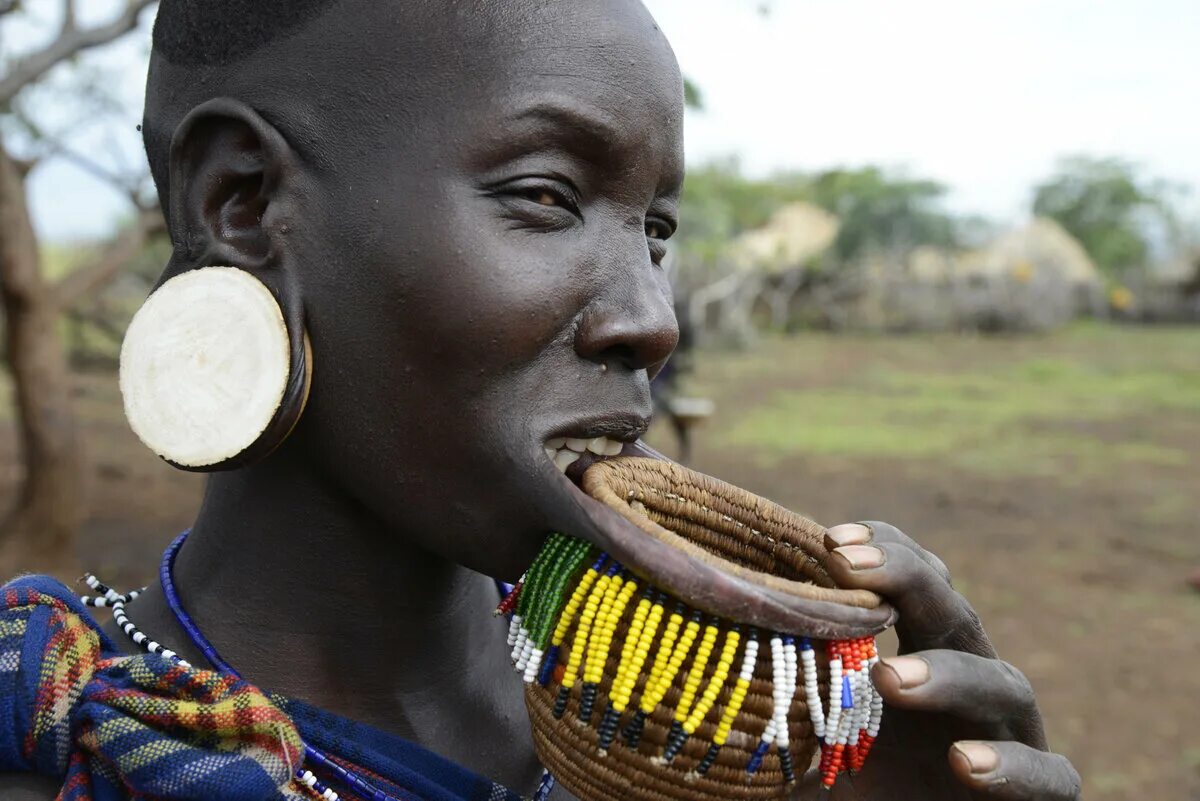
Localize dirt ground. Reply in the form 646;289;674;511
1;323;1196;801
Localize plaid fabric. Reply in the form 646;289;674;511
1;576;524;801
2;575;306;800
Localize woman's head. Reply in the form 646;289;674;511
143;0;684;577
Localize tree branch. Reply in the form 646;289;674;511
44;139;142;202
52;206;164;312
0;0;156;106
60;0;77;37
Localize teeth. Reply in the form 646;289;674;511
554;449;581;473
545;434;629;470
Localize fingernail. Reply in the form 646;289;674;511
880;656;930;688
825;523;872;549
833;544;885;570
952;742;999;774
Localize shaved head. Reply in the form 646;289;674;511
143;0;680;225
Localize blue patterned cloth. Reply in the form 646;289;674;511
1;575;523;801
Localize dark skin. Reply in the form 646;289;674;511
1;1;1079;799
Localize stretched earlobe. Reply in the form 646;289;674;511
120;266;313;471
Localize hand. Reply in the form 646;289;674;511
796;522;1081;800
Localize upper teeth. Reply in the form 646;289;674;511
545;435;624;472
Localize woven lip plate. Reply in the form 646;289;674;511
518;457;894;801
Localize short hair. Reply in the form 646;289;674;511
151;0;337;66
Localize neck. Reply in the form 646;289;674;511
120;444;536;784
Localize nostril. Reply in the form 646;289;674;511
598;344;638;371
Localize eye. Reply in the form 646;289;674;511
525;188;563;207
645;220;669;241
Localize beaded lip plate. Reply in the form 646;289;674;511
501;457;895;801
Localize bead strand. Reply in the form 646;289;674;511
622;603;690;749
660;616;720;763
673;625;740;769
553;562;616;719
579;568;634;724
542;554;607;688
800;637;826;742
82;574;191;668
598;585;656;754
695;628;756;777
80;574;146;607
775;636;799;783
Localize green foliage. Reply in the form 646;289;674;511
675;161;962;273
683;77;704;111
1032;155;1181;274
675;158;810;267
805;167;957;261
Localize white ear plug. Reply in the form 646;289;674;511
120;266;292;468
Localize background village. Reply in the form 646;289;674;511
1;2;1197;800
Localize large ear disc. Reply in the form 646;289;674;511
119;266;308;471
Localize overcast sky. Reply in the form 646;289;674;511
12;0;1200;241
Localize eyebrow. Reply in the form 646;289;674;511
478;101;626;170
469;99;684;201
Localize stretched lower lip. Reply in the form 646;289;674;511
535;440;896;638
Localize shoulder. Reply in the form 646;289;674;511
0;772;61;799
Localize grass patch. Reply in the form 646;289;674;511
710;325;1199;477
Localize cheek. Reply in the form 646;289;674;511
377;187;587;380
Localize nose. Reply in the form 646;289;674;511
575;271;679;374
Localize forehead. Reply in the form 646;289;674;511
350;0;685;185
459;2;684;182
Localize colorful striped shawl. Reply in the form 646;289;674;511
1;575;522;801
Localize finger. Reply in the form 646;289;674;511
823;539;995;656
872;651;1046;747
948;741;1081;800
835;520;955;582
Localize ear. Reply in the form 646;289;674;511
131;98;313;472
166;97;295;270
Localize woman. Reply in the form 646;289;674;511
1;0;1081;798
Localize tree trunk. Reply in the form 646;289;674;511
0;136;85;566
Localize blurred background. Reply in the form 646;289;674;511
1;2;1197;799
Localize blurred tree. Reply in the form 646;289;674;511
675;158;809;272
807;166;958;262
676;161;961;272
683;76;703;111
0;0;160;566
1032;155;1181;275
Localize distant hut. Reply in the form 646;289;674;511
691;202;839;339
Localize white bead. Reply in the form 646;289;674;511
133;632;146;644
523;649;543;683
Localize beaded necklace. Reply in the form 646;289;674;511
83;531;555;801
